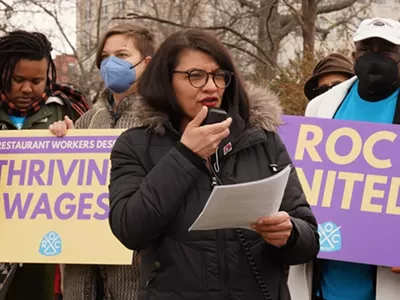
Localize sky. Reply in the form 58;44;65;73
1;0;77;56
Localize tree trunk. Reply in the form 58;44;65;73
302;0;317;58
255;45;279;81
256;0;281;80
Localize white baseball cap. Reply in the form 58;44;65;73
353;17;400;45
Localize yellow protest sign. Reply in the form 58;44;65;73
0;129;132;264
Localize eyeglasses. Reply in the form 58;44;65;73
173;69;234;89
312;81;343;97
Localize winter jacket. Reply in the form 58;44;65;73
62;90;141;300
0;95;88;300
109;85;319;300
74;90;146;130
0;96;77;130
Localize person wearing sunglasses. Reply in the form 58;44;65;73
304;53;354;101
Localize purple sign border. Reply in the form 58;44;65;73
0;136;118;154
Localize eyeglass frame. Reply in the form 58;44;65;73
172;69;234;89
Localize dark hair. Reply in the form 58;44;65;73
95;23;156;69
138;28;250;129
0;30;56;93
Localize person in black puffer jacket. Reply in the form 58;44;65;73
109;28;319;300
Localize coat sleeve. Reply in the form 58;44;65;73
270;132;319;265
108;129;204;250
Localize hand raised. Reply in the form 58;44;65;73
181;107;232;159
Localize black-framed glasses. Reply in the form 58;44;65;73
173;69;234;88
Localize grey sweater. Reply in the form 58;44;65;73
75;91;144;129
63;91;140;300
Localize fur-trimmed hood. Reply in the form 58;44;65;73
246;83;282;132
97;84;282;135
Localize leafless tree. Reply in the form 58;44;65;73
0;0;15;33
121;0;371;79
0;0;373;94
0;0;106;103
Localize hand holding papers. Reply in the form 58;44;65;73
251;211;293;247
189;165;291;231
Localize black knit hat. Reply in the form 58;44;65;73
304;53;354;100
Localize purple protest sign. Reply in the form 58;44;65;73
0;136;117;154
278;115;400;267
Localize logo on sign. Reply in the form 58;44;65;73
318;222;342;252
39;231;62;256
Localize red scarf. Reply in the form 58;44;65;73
1;83;90;118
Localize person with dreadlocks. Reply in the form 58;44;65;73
0;30;90;300
0;30;90;131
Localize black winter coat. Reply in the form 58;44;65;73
109;85;319;300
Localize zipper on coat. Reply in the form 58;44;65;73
205;157;219;187
110;111;119;128
210;151;229;299
217;230;229;299
108;93;125;128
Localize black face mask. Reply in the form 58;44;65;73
355;52;400;101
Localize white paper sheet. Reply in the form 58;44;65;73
189;164;291;231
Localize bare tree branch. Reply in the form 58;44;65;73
0;0;12;10
27;1;75;54
119;12;277;67
27;0;88;77
317;0;357;15
237;0;258;12
278;17;298;38
265;0;279;51
151;0;161;19
186;1;201;26
280;0;358;29
282;0;305;31
96;0;103;48
222;41;272;68
167;0;175;21
111;0;367;79
316;0;371;40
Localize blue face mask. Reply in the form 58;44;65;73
100;56;142;94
